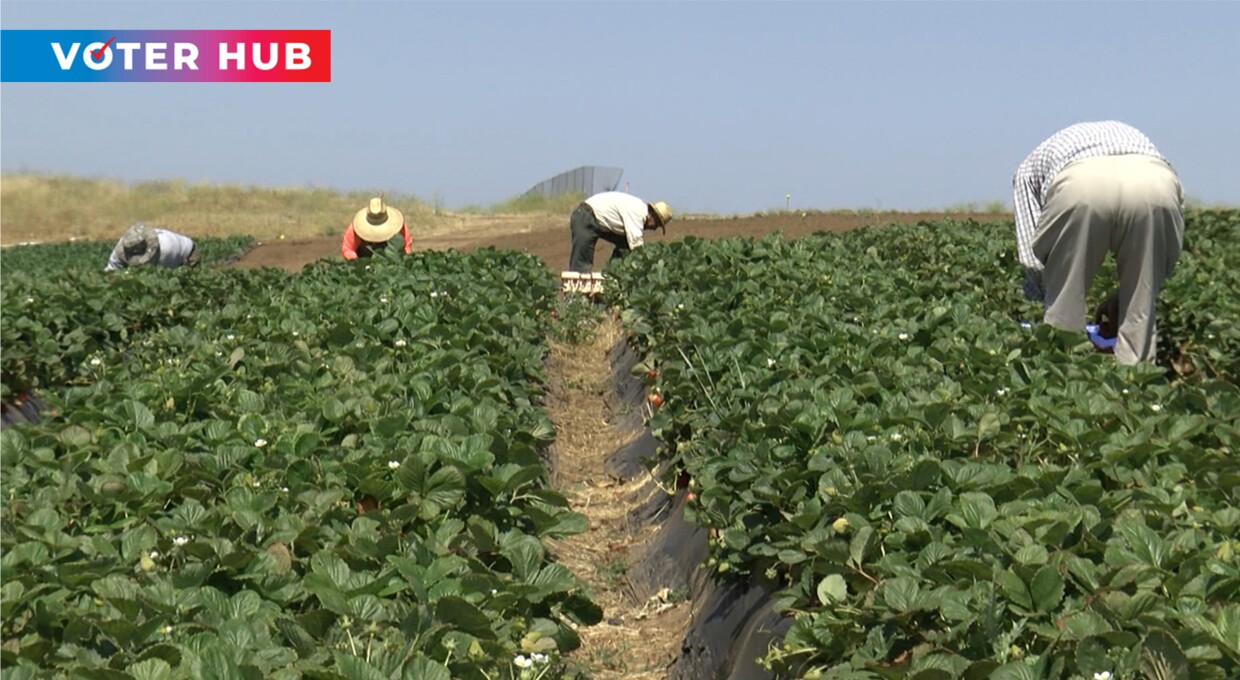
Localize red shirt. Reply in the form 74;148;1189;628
340;223;413;260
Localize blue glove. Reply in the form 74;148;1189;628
1085;323;1117;350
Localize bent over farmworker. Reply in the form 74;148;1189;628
104;222;200;272
1012;121;1184;365
340;197;413;260
568;191;672;273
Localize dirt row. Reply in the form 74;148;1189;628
229;211;1010;273
544;318;691;678
222;209;1009;678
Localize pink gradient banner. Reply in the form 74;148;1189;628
1;30;331;82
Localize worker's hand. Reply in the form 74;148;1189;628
1094;292;1120;339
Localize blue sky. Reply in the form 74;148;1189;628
2;1;1237;214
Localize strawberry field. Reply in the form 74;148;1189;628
607;210;1240;679
2;211;1238;680
1;237;259;403
1;236;257;276
1;248;599;678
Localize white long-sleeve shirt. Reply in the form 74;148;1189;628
584;192;650;250
105;229;196;271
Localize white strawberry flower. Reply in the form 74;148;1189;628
173;536;189;547
395;339;407;348
514;654;533;669
388;460;401;470
254;438;268;447
90;357;103;366
1150;404;1163;413
1093;672;1112;680
898;332;909;341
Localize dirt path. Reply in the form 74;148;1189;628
543;316;690;679
227;211;1010;272
219;208;1010;677
5;206;1012;674
228;213;564;271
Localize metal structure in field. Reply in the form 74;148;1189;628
524;165;624;199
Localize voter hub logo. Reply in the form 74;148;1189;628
1;30;331;82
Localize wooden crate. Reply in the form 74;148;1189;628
560;271;605;296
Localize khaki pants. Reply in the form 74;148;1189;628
1033;155;1184;364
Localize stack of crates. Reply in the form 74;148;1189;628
560;271;605;296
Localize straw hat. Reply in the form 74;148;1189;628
353;197;405;242
119;223;160;266
649;201;673;232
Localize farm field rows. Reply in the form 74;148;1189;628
2;247;598;679
2;210;1237;679
0;236;257;277
223;211;1012;273
2;236;257;403
606;211;1240;678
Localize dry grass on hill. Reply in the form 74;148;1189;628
0;173;583;245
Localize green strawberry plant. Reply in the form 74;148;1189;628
1;248;600;679
606;211;1239;679
0;235;255;275
1;236;259;400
